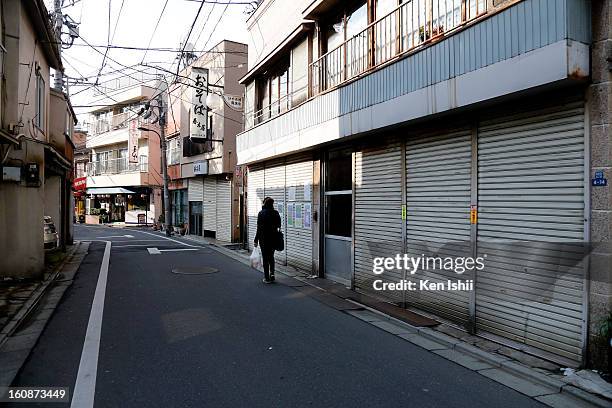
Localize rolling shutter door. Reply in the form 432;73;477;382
248;166;264;250
203;178;217;232
285;158;313;272
264;162;287;265
476;104;585;364
405;129;472;326
216;179;232;242
354;143;403;302
188;177;203;202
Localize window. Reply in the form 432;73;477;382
35;72;45;129
324;150;353;238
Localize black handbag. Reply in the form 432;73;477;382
275;229;284;251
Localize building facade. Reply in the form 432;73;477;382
166;40;247;242
84;84;163;225
0;0;76;278
237;0;610;368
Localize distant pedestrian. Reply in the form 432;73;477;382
254;197;281;283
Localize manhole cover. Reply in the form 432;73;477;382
171;267;219;275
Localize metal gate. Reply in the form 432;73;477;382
248;166;265;251
405;129;473;326
203;177;217;233
285;158;313;272
354;143;403;301
216;179;232;242
264;162;286;265
188;177;203;202
476;103;586;364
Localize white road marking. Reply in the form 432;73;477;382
71;241;112;408
159;248;199;252
135;230;200;247
96;234;134;239
147;247;162;254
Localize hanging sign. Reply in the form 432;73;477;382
190;67;209;144
128;119;139;163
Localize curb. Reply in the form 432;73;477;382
158;232;612;407
0;243;81;348
0;242;89;388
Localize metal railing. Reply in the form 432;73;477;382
89;113;147;136
86;156;148;176
311;0;486;95
244;82;309;128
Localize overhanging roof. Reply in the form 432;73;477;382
239;22;313;85
87;187;136;195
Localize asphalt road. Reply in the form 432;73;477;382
10;224;545;407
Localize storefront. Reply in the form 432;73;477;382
246;98;587;366
85;187;155;225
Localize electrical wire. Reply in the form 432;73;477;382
141;0;169;64
176;0;207;78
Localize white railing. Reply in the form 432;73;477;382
311;0;486;94
89;114;147;136
87;156;148;176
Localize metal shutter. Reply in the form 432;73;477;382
354;143;403;302
285;158;313;272
405;129;472;326
476;103;585;364
188;177;203;202
203;177;217;232
264;162;287;265
216;178;232;242
248;166;265;250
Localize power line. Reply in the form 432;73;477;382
94;0;113;85
176;0;207;79
141;0;169;64
46;40;248;54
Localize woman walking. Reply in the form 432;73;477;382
254;197;281;283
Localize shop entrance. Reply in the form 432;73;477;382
323;150;353;286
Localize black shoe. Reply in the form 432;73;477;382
270;274;275;282
262;278;272;284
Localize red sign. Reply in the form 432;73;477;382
73;177;87;191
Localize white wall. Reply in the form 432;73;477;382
246;0;312;70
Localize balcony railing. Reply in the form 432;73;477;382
244;83;309;128
89;113;147;136
87;156;148;176
311;0;486;95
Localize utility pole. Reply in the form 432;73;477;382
54;0;63;91
158;93;172;237
139;92;172;236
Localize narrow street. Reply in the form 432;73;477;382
9;225;544;407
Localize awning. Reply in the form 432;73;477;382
87;187;136;195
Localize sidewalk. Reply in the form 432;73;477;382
177;232;612;408
0;242;89;387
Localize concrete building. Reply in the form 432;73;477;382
0;0;76;278
84;84;163;225
72;129;89;221
166;40;247;242
237;0;610;368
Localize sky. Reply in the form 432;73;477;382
43;0;252;124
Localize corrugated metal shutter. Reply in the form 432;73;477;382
285;158;313;272
248;166;265;250
188;177;203;202
476;103;585;364
264;162;286;265
203;177;217;232
354;143;403;302
405;129;472;326
216;179;232;242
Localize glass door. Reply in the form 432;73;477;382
324;150;353;286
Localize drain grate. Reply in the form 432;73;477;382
171;267;219;275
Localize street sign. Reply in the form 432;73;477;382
190;67;209;144
594;171;604;179
193;161;208;175
592;178;608;186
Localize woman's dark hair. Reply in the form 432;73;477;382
263;197;274;209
